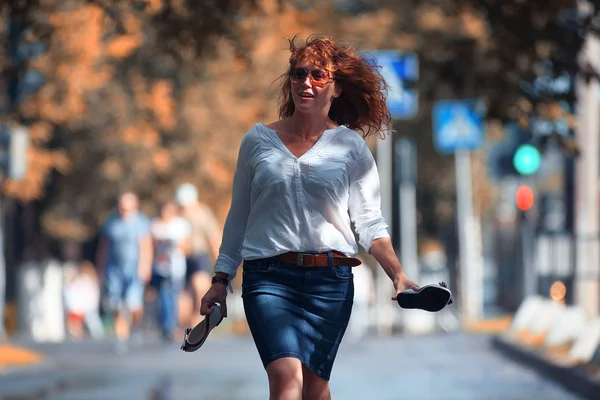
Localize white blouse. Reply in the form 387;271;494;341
214;123;390;279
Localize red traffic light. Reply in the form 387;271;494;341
515;185;535;211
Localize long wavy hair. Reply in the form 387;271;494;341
276;34;392;139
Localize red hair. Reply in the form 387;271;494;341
276;34;392;138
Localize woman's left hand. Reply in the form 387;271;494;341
391;273;419;301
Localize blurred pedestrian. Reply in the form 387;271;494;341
150;200;191;341
64;261;104;340
96;191;152;353
63;260;104;341
200;34;418;399
175;183;222;327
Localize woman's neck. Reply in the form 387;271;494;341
287;113;336;141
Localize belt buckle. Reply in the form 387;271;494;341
296;253;311;267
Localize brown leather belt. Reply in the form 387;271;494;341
278;251;362;267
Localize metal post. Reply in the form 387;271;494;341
395;139;419;284
521;209;536;299
396;138;429;333
375;129;395;336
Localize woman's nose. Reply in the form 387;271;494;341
301;75;312;87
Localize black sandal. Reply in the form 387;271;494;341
396;282;454;312
180;304;224;352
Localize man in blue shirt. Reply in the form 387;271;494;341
96;192;152;352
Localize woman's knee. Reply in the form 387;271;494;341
266;357;303;400
302;365;330;400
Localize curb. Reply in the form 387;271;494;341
464;315;512;334
491;335;600;400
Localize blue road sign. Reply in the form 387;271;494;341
367;50;419;119
433;100;485;154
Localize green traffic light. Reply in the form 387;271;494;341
513;144;541;175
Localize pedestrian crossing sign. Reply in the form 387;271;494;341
433;100;485;154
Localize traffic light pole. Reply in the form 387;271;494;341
520;208;536;299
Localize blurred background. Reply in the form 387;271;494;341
0;0;599;399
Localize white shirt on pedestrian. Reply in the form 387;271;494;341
151;217;191;281
215;123;389;278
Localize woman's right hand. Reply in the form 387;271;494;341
200;282;228;318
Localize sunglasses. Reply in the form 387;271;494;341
289;68;333;87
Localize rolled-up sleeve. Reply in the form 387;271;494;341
214;137;252;279
348;141;390;252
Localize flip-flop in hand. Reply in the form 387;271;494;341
396;282;454;312
181;304;224;352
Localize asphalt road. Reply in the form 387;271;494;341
0;332;584;400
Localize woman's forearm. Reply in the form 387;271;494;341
369;237;406;283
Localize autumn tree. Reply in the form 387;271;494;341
0;0;291;250
326;0;591;224
0;0;594;256
0;0;598;335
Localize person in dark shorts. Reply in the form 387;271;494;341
175;183;222;327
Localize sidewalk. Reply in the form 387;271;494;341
0;332;583;400
492;334;600;400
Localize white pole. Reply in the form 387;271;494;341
376;130;395;336
396;139;419;289
455;149;483;323
399;183;418;284
396;138;428;333
574;2;600;317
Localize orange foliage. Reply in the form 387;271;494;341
100;159;123;181
5;1;409;238
152;149;171;173
106;35;143;59
2;147;68;200
2;0;563;241
146;0;164;15
150;81;176;131
28;122;53;145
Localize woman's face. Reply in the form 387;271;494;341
290;59;341;117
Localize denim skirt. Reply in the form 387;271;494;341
241;256;354;381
